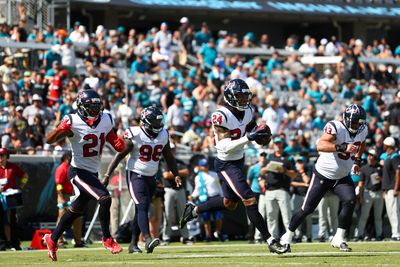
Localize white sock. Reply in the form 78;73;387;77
334;228;346;240
281;231;295;245
267;236;275;246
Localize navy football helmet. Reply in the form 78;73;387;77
140;106;164;137
342;104;366;134
77;89;103;120
223;79;252;111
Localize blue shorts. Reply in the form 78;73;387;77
68;167;109;212
215;158;254;202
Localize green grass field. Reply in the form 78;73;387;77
0;241;399;266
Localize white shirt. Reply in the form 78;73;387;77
167;104;185;127
192;170;223;199
61;44;76;67
262;107;287;135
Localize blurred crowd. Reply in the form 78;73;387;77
1;17;400;158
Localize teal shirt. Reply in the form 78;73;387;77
247;164;262;194
199;45;217;68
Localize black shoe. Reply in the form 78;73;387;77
319;236;326;243
145;238;160;253
332;242;352;252
128;243;142;254
73;243;86;248
391;237;400;241
179;203;196;229
10;245;22;251
268;239;290;254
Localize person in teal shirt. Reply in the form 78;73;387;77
198;39;217;69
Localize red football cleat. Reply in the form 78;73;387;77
43;234;58;261
102;237;123;254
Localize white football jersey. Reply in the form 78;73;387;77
124;126;169;176
211;106;253;161
315;120;368;180
66;113;114;173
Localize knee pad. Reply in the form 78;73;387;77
98;195;111;207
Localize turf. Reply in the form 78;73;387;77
0;241;399;266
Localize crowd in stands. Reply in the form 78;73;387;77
1;15;400;242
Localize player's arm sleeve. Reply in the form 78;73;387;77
245;118;257;133
104;131;133;177
162;140;180;178
106;129;125;152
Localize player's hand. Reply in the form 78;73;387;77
351;164;360;175
247;129;270;142
101;174;110;188
345;144;359;153
175;176;182;187
394;191;399;197
57;117;72;132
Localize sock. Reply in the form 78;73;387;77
98;197;112;239
51;210;80;242
281;231;294;245
137;207;150;237
197;196;225;213
334;228;346;240
130;212;140;246
245;204;270;241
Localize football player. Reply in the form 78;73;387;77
44;90;126;261
179;79;288;254
281;104;368;252
102;106;182;254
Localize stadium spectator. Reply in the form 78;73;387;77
0;147;29;250
260;137;296;239
382;137;400;241
190;159;223;241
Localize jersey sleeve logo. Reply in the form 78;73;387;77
211;113;224;126
61;116;71;125
324;124;334;134
123;130;130;139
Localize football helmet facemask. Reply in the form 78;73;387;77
140;106;164;138
223;79;252;111
342;104;366;134
77;89;103;121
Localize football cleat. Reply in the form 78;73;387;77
128;243;142;254
179;203;197;229
145;238;160;253
43;234;58;261
102;237;123;254
268;239;290;254
331;240;352;252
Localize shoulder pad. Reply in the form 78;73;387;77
211;111;228;128
323;121;338;135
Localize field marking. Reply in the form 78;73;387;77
4;240;400;254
